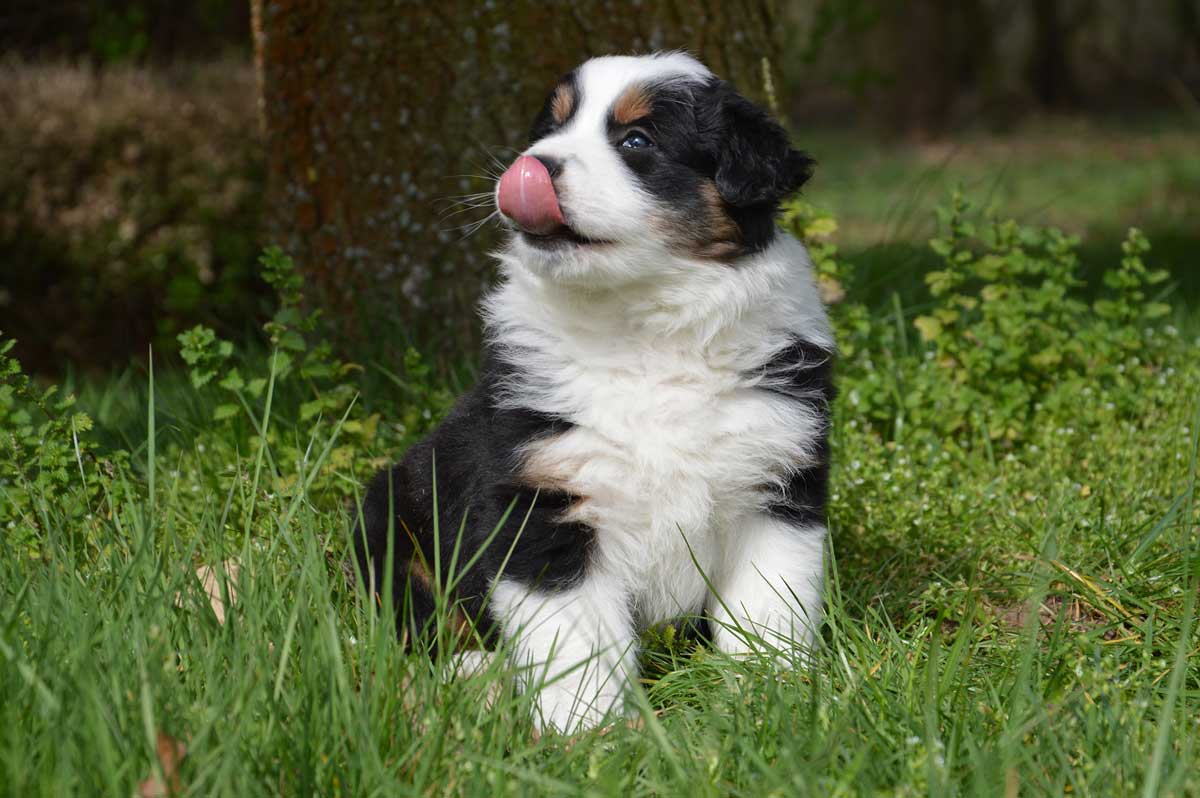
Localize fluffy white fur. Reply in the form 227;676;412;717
480;54;834;733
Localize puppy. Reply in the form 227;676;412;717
355;52;834;733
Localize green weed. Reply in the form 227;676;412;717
1;196;1197;796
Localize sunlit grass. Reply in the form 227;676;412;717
4;177;1200;794
3;340;1198;795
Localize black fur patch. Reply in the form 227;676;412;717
353;350;595;649
603;78;816;256
604;81;732;252
704;81;815;210
754;338;836;528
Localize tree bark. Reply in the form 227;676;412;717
1027;0;1092;109
860;0;996;137
251;0;781;349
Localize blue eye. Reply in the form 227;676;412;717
619;131;653;149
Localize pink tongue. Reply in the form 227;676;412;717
497;155;565;235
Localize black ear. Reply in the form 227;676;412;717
710;82;814;208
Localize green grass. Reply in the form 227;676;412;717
806;116;1200;249
4;164;1200;795
806;115;1200;317
2;353;1197;796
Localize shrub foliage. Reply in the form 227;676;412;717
2;195;1194;580
1;194;1197;795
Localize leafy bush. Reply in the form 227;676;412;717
2;199;1197;795
1;247;453;554
784;192;1184;446
779;194;1196;591
169;247;453;528
0;60;266;373
0;337;117;554
3;196;1195;586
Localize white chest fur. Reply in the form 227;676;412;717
527;357;821;622
486;234;833;624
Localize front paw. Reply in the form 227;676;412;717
530;681;627;736
711;616;821;669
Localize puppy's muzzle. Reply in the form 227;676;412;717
498;155;565;235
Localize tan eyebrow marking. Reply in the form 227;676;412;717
551;82;576;124
612;83;655;125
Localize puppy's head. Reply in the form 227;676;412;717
495;53;814;284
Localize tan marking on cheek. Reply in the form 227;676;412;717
612;84;654;125
669;180;743;261
701;181;740;242
551;83;575;124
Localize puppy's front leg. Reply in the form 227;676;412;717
491;575;637;734
708;514;826;663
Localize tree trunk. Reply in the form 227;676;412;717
863;0;996;137
1027;0;1092;109
251;0;781;350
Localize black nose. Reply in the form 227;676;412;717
533;155;563;178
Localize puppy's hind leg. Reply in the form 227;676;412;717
352;465;440;648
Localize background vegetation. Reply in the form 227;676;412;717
1;2;1198;795
3;199;1197;796
2;0;1198;373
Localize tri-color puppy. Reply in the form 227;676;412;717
355;52;835;733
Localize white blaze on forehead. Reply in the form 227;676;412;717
569;52;712;130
